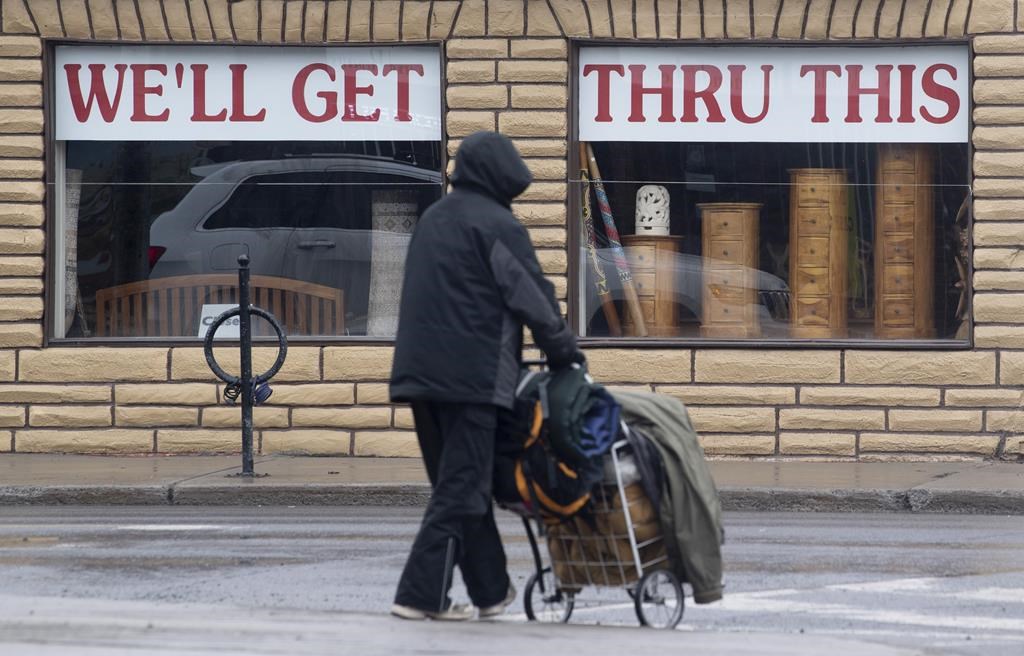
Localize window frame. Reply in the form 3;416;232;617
566;38;975;350
43;38;448;347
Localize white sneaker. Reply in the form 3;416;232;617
391;602;475;621
478;583;517;618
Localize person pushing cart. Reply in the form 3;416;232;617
388;131;585;621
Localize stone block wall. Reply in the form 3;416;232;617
0;0;1021;460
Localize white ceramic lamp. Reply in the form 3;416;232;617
635;184;670;236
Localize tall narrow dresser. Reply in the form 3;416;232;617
698;203;762;338
874;144;935;339
789;168;849;338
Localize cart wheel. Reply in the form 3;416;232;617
634;570;684;629
524;567;574;623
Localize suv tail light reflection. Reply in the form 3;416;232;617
147;246;166;269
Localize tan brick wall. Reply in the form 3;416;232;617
16;429;154;454
156;429;239;454
972;29;1024;454
353;430;419;456
202;407;290;429
779;432;857;457
699;434;776;456
115;406;199;428
29;405;112;428
0;1;1021;460
262;429;350;456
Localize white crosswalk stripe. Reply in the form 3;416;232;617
825;577;943;593
684;575;1024;651
704;594;1024;633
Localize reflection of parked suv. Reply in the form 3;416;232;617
581;247;791;337
148;156;442;335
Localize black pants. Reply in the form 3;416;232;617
394;401;510;612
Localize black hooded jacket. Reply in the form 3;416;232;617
389;131;578;408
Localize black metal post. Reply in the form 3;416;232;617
237;254;255;476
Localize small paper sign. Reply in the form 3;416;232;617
197;304;239;339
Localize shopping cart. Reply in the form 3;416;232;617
512;431;685;629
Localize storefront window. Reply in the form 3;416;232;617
575;45;970;342
52;44;442;340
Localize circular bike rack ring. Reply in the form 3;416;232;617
203;306;288;386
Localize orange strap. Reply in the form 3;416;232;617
524;401;544;449
515;459;591;518
558;462;578;479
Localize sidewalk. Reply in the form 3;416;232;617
1;454;1022;513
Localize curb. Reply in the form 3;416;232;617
170;484;432;506
719;487;1024;514
719;488;910;513
0;486;171;505
1;484;1022;514
903;489;1024;514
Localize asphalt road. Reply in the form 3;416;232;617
0;507;1022;655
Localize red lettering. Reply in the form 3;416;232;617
229;64;266;122
130;64;169;122
342;64;381;122
627;64;676;123
680;65;725;123
800;65;842;123
845;64;893;123
897;64;916;123
729;65;773;124
292;63;338;123
63;63;128;123
190;64;228;122
920;63;960;124
582;64;625;122
383;64;424;122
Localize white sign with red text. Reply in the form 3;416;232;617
55;45;441;141
579;46;969;143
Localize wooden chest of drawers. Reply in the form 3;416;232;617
875;144;935;339
698;203;762;338
621;235;683;337
789;168;849;338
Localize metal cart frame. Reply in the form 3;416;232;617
514;430;685;629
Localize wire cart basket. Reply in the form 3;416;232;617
514;433;685;629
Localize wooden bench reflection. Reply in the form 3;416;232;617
95;275;345;337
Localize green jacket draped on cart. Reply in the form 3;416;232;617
613;390;724;604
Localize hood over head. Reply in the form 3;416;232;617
450;131;533;205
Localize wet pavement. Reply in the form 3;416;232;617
0;594;918;656
0;507;1022;655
